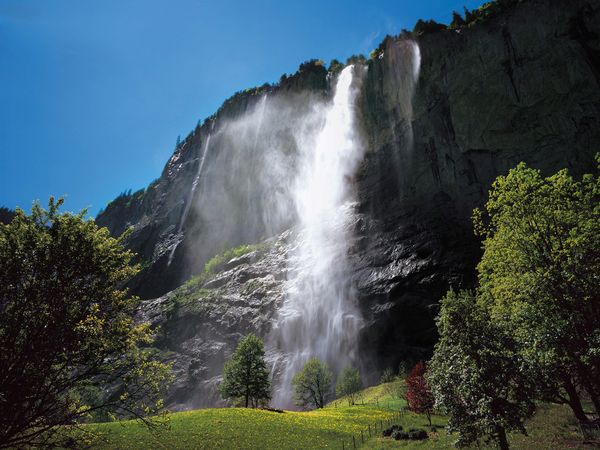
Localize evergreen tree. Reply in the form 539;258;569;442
220;334;270;408
292;358;332;409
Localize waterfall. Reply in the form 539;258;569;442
269;65;366;408
168;129;213;266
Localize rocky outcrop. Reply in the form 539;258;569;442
98;0;600;408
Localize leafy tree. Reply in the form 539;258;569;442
380;367;395;384
336;366;363;406
428;290;536;450
220;334;270;408
292;358;333;409
405;361;435;426
0;197;172;449
473;161;600;417
328;59;344;75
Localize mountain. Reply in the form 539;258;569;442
96;0;600;409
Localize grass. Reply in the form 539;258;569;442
83;382;597;449
87;404;396;449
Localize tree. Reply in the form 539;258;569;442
473;161;600;418
336;367;363;406
0;197;172;449
450;11;466;29
380;367;395;384
428;290;536;450
220;334;270;408
405;361;435;426
292;358;333;409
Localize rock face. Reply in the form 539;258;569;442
97;0;600;409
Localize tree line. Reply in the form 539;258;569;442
218;335;364;410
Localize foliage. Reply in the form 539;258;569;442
405;362;435;426
220;334;271;408
336;367;363;406
0;206;15;225
380;368;395;384
474;160;600;418
203;243;265;277
428;290;536;449
346;54;367;66
328;59;344;75
292;358;333;409
0;197;172;449
449;11;466;29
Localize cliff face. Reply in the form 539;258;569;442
97;0;600;409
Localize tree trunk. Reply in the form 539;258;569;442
496;426;510;450
245;391;249;408
563;378;589;423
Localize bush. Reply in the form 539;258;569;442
380;367;395;384
408;429;428;440
383;425;402;437
392;430;409;440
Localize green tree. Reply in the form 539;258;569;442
380;367;395;384
292;358;333;409
220;334;270;408
0;197;172;449
336;367;363;406
428;290;536;450
474;161;600;417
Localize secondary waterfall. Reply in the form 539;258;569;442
269;65;365;408
168;129;213;266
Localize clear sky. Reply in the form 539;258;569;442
0;0;486;216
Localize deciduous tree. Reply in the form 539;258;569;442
428;290;536;450
0;198;172;449
336;366;363;406
474;160;600;417
405;361;435;426
292;358;332;409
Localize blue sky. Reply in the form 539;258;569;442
0;0;486;216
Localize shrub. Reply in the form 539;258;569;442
392;430;409;440
380;367;395;384
408;429;428;440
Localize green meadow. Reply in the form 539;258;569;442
85;382;595;449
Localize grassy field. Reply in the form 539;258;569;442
85;382;598;449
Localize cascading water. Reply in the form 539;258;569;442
269;65;366;408
168;128;213;266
